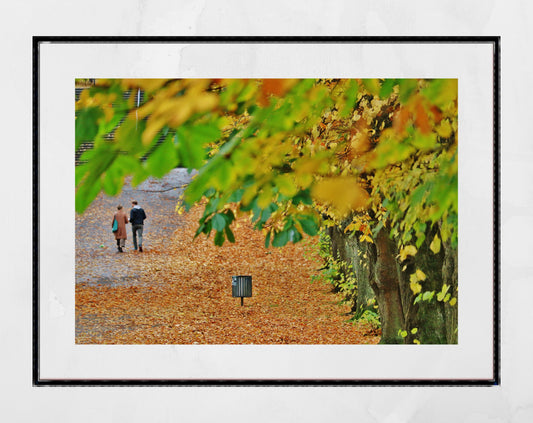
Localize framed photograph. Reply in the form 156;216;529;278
34;36;499;385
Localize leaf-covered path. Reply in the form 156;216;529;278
75;169;380;344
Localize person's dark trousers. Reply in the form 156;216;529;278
132;224;144;250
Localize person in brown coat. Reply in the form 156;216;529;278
112;205;129;252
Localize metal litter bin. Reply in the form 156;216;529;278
232;275;252;306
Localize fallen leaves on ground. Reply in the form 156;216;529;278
76;187;380;345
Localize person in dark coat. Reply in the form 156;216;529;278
112;205;129;252
130;200;147;252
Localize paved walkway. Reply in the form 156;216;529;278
75;168;195;287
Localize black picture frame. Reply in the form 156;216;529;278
33;36;500;386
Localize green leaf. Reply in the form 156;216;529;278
202;220;213;236
415;233;426;249
223;209;236;224
298;216;319;236
75;146;117;213
292;189;313;205
146;134;178;178
75;107;103;150
411;131;437;151
189;124;222;144
102;163;124;197
240;196;257;213
398;80;418;104
340;80;359;117
288;227;303;243
272;230;289;247
194;223;206;238
114;118;146;154
225;225;235;243
265;230;272;248
76;178;102;214
421;79;458;109
362;79;381;97
205;197;220;215
422;291;434;302
114;155;142;175
410;185;426;207
212;213;227;232
229;189;245;203
97;110;126;138
214;230;225;246
211;159;233;191
176;127;206;170
379;79;396;99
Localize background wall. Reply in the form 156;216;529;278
1;1;530;421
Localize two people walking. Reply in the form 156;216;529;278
112;200;147;253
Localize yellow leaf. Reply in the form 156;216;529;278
312;177;369;216
449;297;457;306
257;186;273;209
410;281;422;294
142;116;166;146
413;339;420;344
436;284;450;301
193;93;219;113
362;79;381;96
166;101;193;127
430;234;441;254
121;78;169;92
415;269;426;281
344;222;357;233
101;106;114;123
275;174;298;197
399;245;417;261
241;184;257;206
294;172;314;189
295;157;323;175
436;119;453;138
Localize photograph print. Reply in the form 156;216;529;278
74;77;459;346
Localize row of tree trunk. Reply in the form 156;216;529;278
327;223;458;344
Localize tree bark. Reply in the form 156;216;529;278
328;226;375;315
442;237;458;344
372;229;405;344
326;222;458;344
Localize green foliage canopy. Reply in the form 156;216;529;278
75;78;458;250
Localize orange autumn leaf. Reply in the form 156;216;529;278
258;79;298;106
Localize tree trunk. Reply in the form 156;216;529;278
442;237;458;344
372;229;405;344
328;226;375;315
326;222;458;344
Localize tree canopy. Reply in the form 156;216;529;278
76;78;457;250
